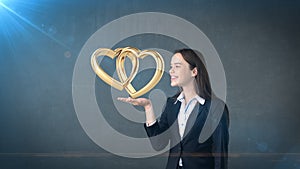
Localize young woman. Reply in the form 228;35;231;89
118;49;229;169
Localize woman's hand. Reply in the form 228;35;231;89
117;97;151;107
117;97;156;125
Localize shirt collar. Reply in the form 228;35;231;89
174;92;205;105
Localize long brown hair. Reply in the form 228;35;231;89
173;49;212;100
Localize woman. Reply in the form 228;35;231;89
118;49;229;169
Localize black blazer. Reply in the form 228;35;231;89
144;97;229;169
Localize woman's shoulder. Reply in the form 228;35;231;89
166;93;180;103
205;97;229;118
207;96;230;126
210;97;226;105
165;97;177;106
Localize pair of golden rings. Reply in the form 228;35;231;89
91;47;164;98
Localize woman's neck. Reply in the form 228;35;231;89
182;83;198;103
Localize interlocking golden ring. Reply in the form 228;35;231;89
90;47;164;98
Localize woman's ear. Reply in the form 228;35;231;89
192;67;198;77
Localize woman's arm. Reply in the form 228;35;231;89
118;97;171;151
117;97;156;124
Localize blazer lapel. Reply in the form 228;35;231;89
169;100;181;124
169;100;181;142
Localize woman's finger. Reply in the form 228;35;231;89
117;97;124;101
117;97;130;102
117;97;138;104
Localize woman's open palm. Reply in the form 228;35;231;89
117;97;151;107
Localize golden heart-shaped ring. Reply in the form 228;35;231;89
90;47;164;98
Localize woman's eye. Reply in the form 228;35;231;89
170;65;180;69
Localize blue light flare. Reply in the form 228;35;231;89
0;1;70;50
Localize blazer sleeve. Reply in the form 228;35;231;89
144;98;174;151
212;103;230;169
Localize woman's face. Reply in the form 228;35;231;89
169;53;197;87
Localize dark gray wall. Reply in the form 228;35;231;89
0;0;299;169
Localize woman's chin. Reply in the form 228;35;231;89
170;82;177;87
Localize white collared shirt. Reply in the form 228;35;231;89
176;92;205;138
176;92;205;166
